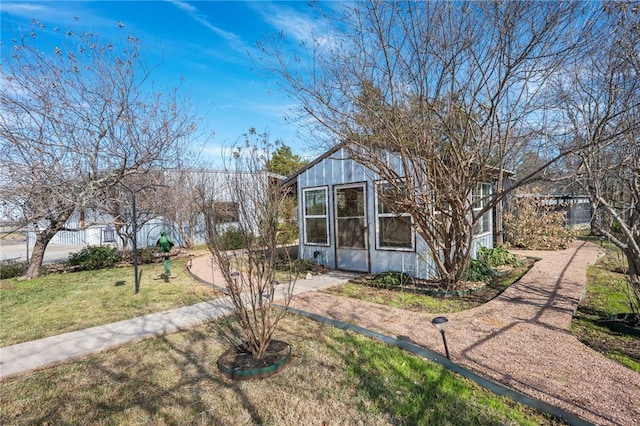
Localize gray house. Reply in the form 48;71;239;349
25;169;279;252
284;144;494;279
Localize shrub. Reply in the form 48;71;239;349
277;221;299;245
504;188;574;250
478;247;523;268
218;227;247;250
291;259;321;273
0;259;28;279
371;271;414;287
461;259;497;283
67;245;121;271
137;247;158;265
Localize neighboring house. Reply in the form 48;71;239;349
27;169;281;250
284;144;495;279
27;210;189;250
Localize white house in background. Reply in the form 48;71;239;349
283;144;494;279
27;169;281;250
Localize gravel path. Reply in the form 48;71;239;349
289;240;640;426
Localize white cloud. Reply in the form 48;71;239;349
250;1;341;50
0;2;50;16
165;0;252;55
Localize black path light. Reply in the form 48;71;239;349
431;316;450;359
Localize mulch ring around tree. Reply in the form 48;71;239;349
217;340;292;381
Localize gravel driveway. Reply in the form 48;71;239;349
289;240;640;426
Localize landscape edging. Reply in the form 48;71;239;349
283;305;596;426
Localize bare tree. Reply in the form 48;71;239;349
156;168;223;250
102;172;166;250
203;130;297;360
556;3;640;310
0;21;199;277
264;1;592;287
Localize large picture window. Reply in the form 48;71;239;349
303;187;329;245
472;183;492;236
376;182;414;250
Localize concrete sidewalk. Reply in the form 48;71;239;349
0;257;357;380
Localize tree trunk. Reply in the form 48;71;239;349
24;211;74;279
24;236;47;278
625;248;640;314
24;229;57;279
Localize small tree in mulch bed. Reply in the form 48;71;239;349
202;130;298;379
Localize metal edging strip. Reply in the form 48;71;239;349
282;305;596;426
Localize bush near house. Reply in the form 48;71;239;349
0;259;28;279
66;246;121;271
218;226;248;250
461;259;497;283
276;221;299;245
370;271;414;287
504;189;574;250
478;247;523;268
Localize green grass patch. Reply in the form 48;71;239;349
0;258;218;346
572;238;640;372
331;328;555;425
0;315;560;425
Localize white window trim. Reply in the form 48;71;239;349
472;183;492;237
375;180;415;251
302;186;330;246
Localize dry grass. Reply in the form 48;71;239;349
1;314;558;426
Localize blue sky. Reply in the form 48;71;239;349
1;1;334;165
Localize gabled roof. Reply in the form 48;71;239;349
282;141;515;187
282;143;345;187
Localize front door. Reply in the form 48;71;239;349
335;184;369;272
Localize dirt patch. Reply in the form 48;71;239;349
0;282;17;290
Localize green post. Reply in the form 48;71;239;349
164;257;171;276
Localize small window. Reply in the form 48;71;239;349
376;182;414;250
103;225;116;243
303;188;328;245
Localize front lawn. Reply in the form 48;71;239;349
0;314;561;425
0;257;218;346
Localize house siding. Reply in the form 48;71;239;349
296;146;493;279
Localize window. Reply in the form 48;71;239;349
212;201;239;224
103;225;116;243
303;188;328;245
473;183;492;236
376;182;414;249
